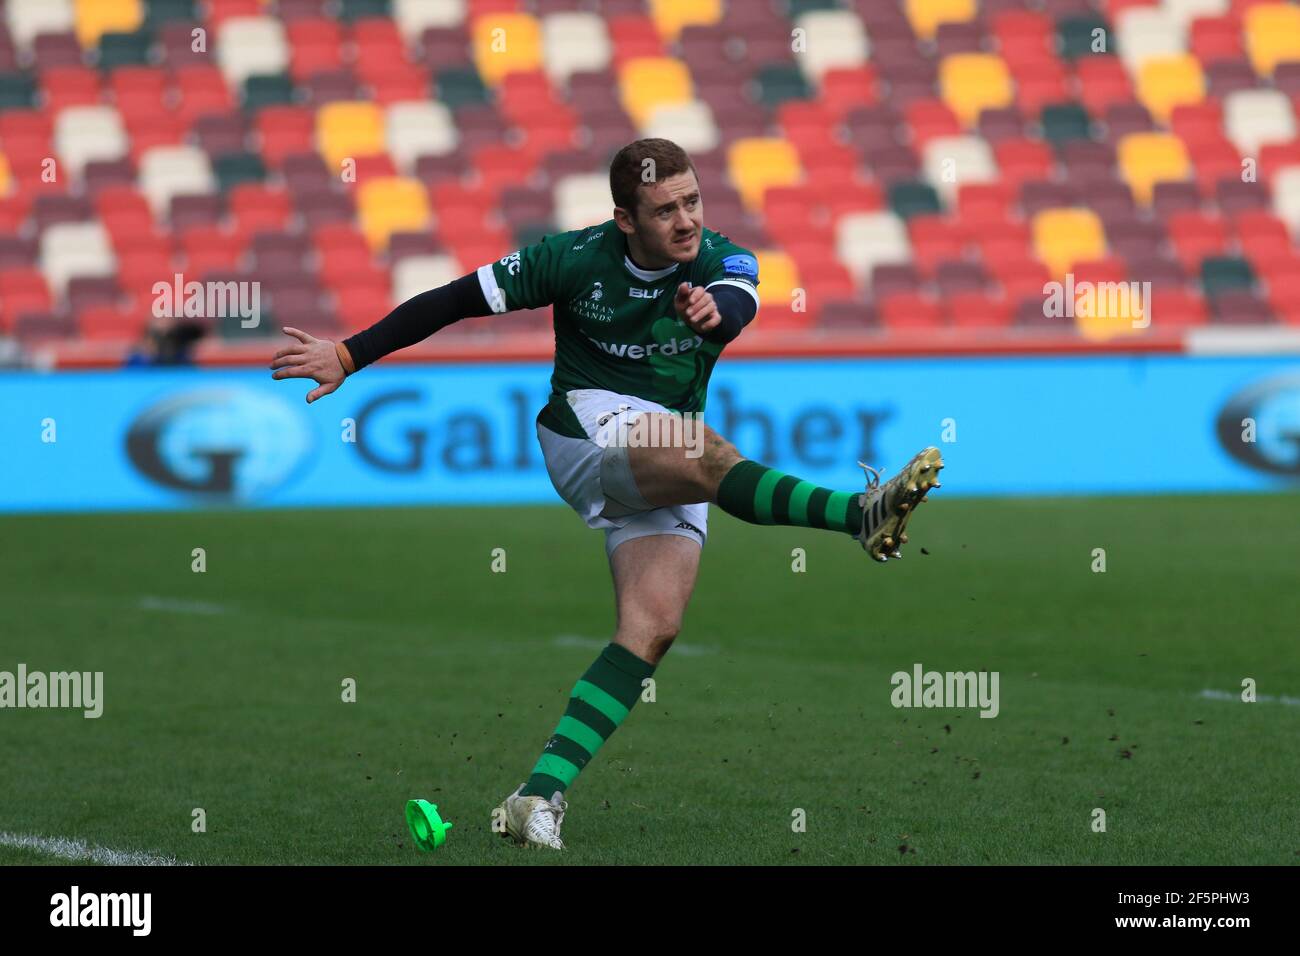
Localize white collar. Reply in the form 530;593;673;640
622;255;679;282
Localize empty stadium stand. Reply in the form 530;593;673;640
0;0;1298;365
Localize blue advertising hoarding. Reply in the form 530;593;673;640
1;354;1297;512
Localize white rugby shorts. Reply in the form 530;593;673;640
536;388;708;555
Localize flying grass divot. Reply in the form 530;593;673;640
405;799;453;851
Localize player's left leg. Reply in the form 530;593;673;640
498;532;700;850
622;413;942;562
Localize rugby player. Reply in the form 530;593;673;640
270;138;943;850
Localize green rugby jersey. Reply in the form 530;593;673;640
475;221;760;438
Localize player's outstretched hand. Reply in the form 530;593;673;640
270;327;347;403
674;282;721;335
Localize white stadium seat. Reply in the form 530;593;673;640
393;0;466;44
5;0;75;50
543;12;613;84
835;211;912;286
554;173;613;231
392;255;462;304
793;11;870;84
139;145;216;218
922;135;998;205
40;222;116;297
1115;7;1187;73
643;100;719;153
386;101;459;174
1223;89;1297;158
54;106;129;180
1272;166;1300;239
1162;0;1229;31
216;16;289;90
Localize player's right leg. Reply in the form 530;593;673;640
623;412;943;562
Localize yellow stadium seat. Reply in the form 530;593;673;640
357;177;430;251
1117;132;1193;206
727;138;802;212
1244;3;1300;77
648;0;722;42
471;13;543;86
316;101;386;170
905;0;977;42
754;249;799;311
74;0;143;48
619;58;693;129
0;152;11;197
939;53;1014;127
1032;208;1107;278
1136;55;1205;124
1075;283;1149;342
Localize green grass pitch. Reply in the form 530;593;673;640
1;494;1297;866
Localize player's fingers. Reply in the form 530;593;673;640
269;352;307;370
306;379;340;404
270;343;306;361
271;365;314;380
674;282;692;305
281;326;315;344
695;311;721;331
686;296;715;322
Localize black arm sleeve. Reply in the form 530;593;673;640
341;272;491;371
700;284;759;345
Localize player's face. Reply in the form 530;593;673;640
627;171;703;265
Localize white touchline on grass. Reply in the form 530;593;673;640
553;634;718;657
1198;689;1300;707
138;596;228;615
0;832;189;866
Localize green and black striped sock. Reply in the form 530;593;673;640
520;643;655;799
715;459;861;534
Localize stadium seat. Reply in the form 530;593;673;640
471;13;542;85
542;12;611;83
905;0;977;41
386;101;457;174
793;10;870;84
316;101;386;170
40;221;116;296
6;0;77;51
644;101;718;153
553;173;614;231
217;17;290;90
1115;6;1187;72
54;106;130;180
1118;132;1193;205
73;0;143;48
727;138;802;211
393;0;464;44
1135;55;1205;124
1243;2;1300;77
619;57;693;128
921;136;998;205
1032;207;1107;276
836;211;912;286
939;54;1015;127
1223;89;1297;158
648;0;722;42
139;145;216;217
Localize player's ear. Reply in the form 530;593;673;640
612;206;636;234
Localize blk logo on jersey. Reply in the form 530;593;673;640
629;287;664;299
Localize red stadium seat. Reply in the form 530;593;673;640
879;291;945;330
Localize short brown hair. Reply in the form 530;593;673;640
609;138;697;215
